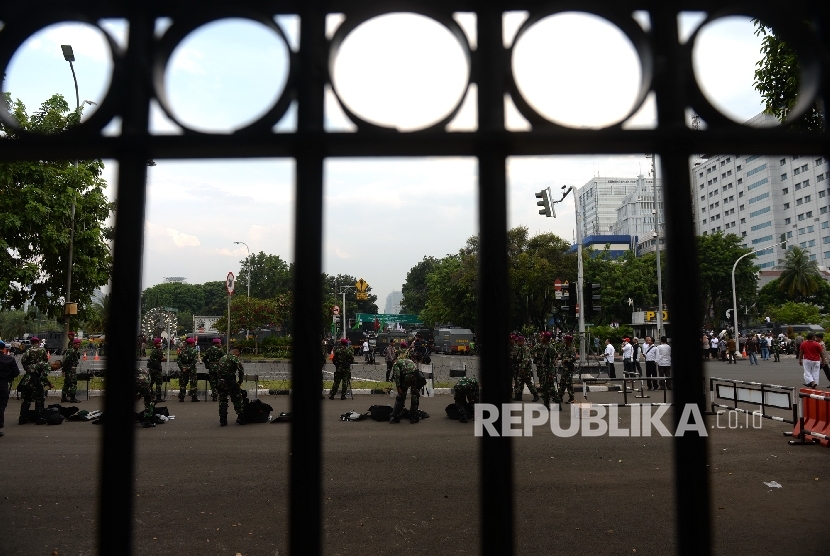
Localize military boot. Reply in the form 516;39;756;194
18;402;30;425
458;405;468;424
220;412;228;427
61;395;69;403
513;393;522;401
34;401;46;425
191;396;200;402
236;415;246;425
69;398;81;404
410;413;420;424
389;396;405;423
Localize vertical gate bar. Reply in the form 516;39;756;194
98;9;153;555
291;4;326;555
651;7;712;555
477;6;513;555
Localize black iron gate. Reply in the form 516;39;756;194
1;2;828;555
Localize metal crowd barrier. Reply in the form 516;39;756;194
709;377;796;425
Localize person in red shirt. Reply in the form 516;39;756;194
798;332;822;389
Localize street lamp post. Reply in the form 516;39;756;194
647;154;664;339
233;241;251;340
339;286;356;341
731;238;787;336
61;45;79;351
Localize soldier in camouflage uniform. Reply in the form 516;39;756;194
60;338;82;403
329;338;354;400
177;337;199;402
390;347;422;424
534;332;558;408
135;367;156;427
453;376;479;423
215;347;245;426
202;338;225;402
18;338;57;425
147;338;166;402
512;336;539;402
21;336;47;373
556;335;577;404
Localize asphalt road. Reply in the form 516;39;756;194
1;357;827;556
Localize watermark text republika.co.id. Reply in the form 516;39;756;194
474;403;764;437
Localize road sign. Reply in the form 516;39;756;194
226;272;235;295
554;279;562;291
355;278;369;300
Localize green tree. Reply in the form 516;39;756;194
768;301;822;324
140;282;205;315
238;252;292;299
0;310;29;339
400;256;438;315
582;247;660;326
213;294;291;336
82;293;110;334
201;281;230;316
776;246;822;300
420;253;477;329
753;22;824;131
323;274;379;322
696;232;757;327
0;94;114;325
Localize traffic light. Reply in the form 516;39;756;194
535;189;552;217
561;281;577;318
584;282;601;315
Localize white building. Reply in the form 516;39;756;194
611;174;665;254
384;290;402;314
576;177;641;239
691;150;830;270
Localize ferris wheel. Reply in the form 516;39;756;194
141;307;177;339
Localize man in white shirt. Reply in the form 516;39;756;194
362;340;370;363
643;336;659;390
656;336;672;390
603;339;616;379
621;338;635;390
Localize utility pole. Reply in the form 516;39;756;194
339;286;355;340
573;190;586;363
647;154;664;339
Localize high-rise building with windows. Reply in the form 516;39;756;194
691;151;830;270
384;290;402;314
576;177;641;239
611;174;665;254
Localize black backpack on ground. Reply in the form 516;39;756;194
368;405;393;421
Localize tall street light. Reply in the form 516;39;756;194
234;241;251;340
61;44;80;350
647;154;664;339
731;237;787;336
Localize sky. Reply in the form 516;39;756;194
2;12;768;307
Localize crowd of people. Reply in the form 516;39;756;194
3;327;827;438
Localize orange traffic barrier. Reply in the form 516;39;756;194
83;353;88;361
94;351;100;361
47;351;51;360
741;348;748;358
789;388;830;447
